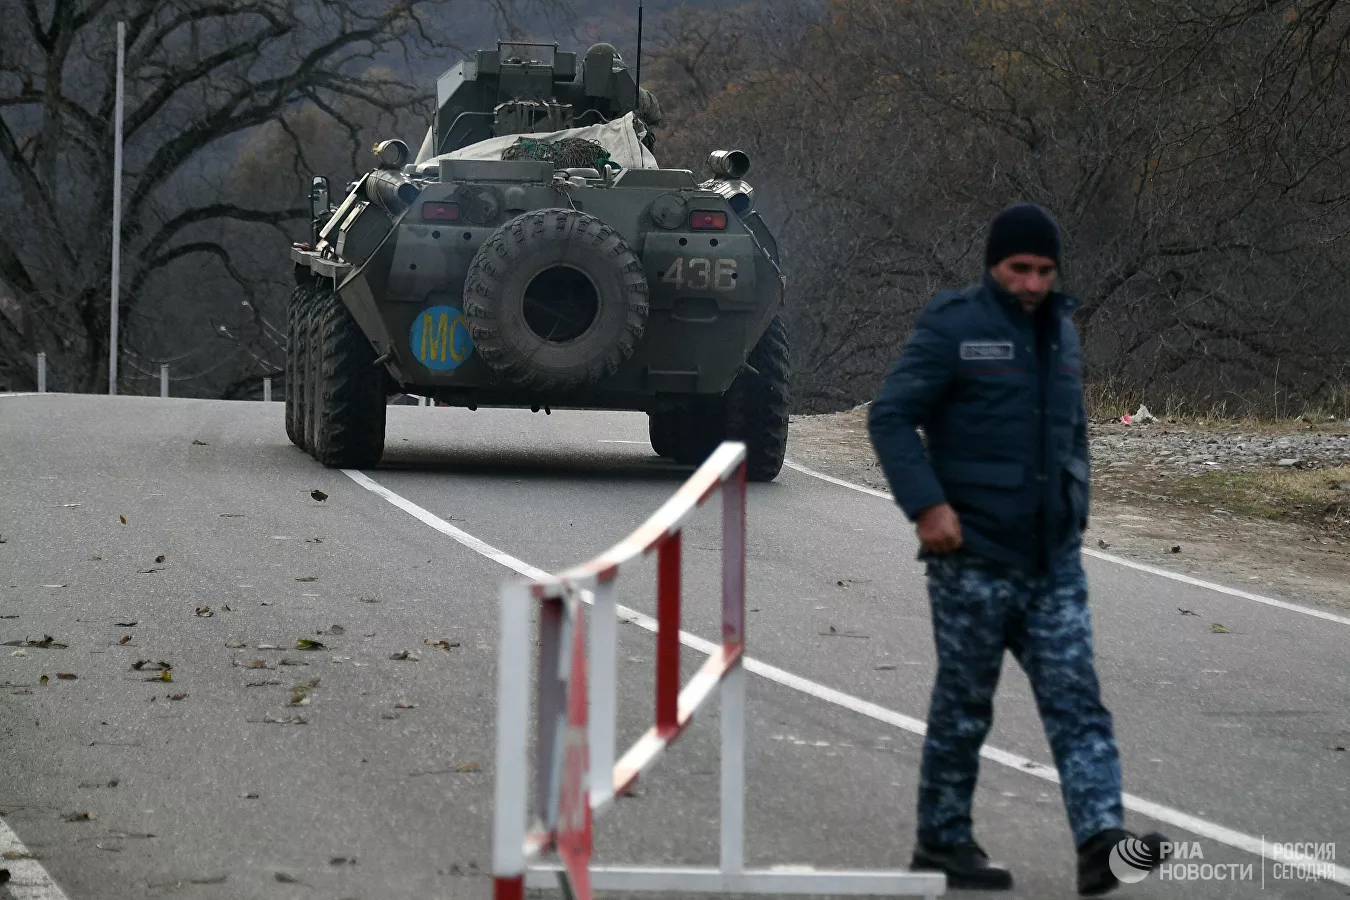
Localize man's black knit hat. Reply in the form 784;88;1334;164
984;203;1061;268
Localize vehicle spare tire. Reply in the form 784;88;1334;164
463;208;650;391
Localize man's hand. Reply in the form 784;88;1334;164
917;503;963;554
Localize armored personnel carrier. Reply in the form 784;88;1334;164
286;41;789;479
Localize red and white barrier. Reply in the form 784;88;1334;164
491;441;946;899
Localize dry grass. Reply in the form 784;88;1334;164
1084;378;1350;428
1161;464;1350;529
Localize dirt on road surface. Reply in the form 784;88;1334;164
787;406;1350;614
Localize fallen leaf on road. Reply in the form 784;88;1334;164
295;638;326;651
77;779;119;789
2;850;34;860
1097;539;1110;549
56;673;76;680
167;693;187;701
136;567;163;575
4;636;69;649
194;606;213;617
243;660;270;670
394;700;416;709
118;635;132;645
257;643;279;650
306;537;324;543
131;660;171;671
289;694;310;707
294;576;317;583
114;621;137;627
318;625;345;636
875;664;897;671
424;639;460;651
94;844;120;852
63;811;98;822
11;649;27;657
191;439;208;446
39;675;48;685
310;490;328;502
41;584;67;588
155;555;166;563
219;513;244;518
275;871;303;883
245;680;281;687
221;604;231;612
1332;745;1346;752
90;553;101;560
278;658;307;667
118;515;126;525
359;595;379;603
145;671;173;683
261;715;306;726
241;792;260;799
1178;608;1199;616
329;857;356;866
1171;545;1182;553
454;761;480;773
381;712;398;720
1211;623;1231;633
225;640;245;649
389;651;420;661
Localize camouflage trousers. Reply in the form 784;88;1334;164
917;553;1124;849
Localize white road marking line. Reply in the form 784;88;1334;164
597;440;648;445
342;468;1350;884
0;393;43;399
783;459;1350;627
0;815;71;899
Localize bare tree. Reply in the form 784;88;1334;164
0;0;567;394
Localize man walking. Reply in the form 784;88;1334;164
868;204;1166;894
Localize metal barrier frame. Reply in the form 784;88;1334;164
491;442;945;899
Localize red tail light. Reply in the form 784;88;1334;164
421;201;461;223
689;210;728;230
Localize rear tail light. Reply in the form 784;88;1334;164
689;210;728;231
421;201;461;223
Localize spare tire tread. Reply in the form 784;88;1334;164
464;208;648;392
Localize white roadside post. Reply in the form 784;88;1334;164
108;21;125;396
160;365;169;398
36;353;46;393
263;377;272;402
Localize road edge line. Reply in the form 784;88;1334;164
0;814;71;899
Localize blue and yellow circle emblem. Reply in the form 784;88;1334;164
410;305;473;371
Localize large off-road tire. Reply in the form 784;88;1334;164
284;283;315;449
648;410;681;458
671;317;791;481
302;292;325;456
310;288;387;469
463;208;649;391
724;316;791;481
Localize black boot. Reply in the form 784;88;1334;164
911;840;1014;890
1077;828;1169;896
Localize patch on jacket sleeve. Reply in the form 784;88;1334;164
959;340;1015;361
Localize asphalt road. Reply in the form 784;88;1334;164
0;394;1346;900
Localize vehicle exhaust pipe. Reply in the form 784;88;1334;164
708;149;750;179
365;169;422;217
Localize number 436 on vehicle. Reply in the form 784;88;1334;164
661;258;738;292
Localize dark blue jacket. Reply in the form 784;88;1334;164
867;273;1090;572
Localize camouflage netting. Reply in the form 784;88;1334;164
501;137;616;170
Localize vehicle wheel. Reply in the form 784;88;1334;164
464;208;649;391
647;409;681;458
311;288;386;469
303;291;325;456
671;396;725;468
724;316;790;481
285;283;315;449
